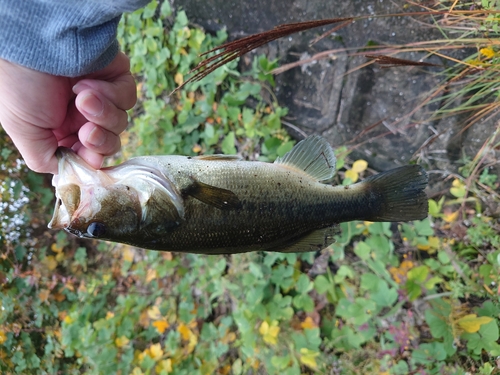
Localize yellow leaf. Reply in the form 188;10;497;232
221;331;236;344
443;210;459;223
157;359;173;373
54;328;62;340
115;335;130;348
457;314;493;333
64;315;74;324
139;310;150;328
246;357;260;369
51;243;64;254
120;131;130;146
480;46;495;59
55;252;65;262
106;311;115;320
299;348;319;369
54;292;66;302
78;281;87;294
417;243;430;251
147;306;162;320
177;323;192;341
417;237;438;254
39;289;49;303
149;343;163;361
44;256;58;271
132;367;143;375
0;329;7;344
122;247;135;263
429;236;440;249
450;179;466;198
187;329;198;353
146;269;157;283
152;319;169;334
174;72;184;86
58;311;67;321
259;321;280;345
301;317;317;330
344;169;359;183
389;260;414;284
352;159;368;173
259;321;269;335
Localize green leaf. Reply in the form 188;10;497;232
312;274;327;292
354;241;371;260
424;276;443;290
276;141;295;157
405;279;422;301
74;247;87;268
413;218;434;236
333;265;354;283
428;197;444;217
296;274;313;294
1;148;12;159
407;265;429;283
221;131;236;154
367;222;392;237
176;10;188;27
413;342;448;364
293;294;314;312
425;299;452;339
371;280;398;308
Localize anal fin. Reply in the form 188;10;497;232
273;226;339;253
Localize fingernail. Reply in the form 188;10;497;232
81;94;103;116
72;82;90;94
86;127;106;147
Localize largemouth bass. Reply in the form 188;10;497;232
48;136;428;254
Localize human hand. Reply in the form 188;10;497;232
0;52;137;174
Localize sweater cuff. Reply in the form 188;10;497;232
0;1;141;76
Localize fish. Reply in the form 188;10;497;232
48;136;428;254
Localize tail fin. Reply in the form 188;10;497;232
362;165;428;222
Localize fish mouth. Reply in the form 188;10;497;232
48;148;109;229
48;183;84;229
48;196;70;229
64;226;84;237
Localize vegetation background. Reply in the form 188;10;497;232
1;1;500;374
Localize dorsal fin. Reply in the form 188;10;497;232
274;135;336;182
193;154;242;161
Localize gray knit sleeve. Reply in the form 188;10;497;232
0;0;150;77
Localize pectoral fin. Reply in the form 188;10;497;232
184;179;242;210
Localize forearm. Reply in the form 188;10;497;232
0;0;149;77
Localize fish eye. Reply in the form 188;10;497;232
87;222;106;238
